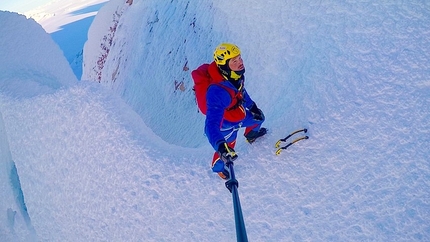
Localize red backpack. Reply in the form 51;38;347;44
191;62;246;122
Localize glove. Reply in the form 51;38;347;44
249;103;265;121
217;142;238;163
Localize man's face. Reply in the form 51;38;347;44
228;55;244;71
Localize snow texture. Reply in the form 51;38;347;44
1;0;430;241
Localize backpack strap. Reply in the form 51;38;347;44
211;83;243;111
207;62;244;111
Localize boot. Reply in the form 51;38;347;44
245;127;267;144
217;168;230;180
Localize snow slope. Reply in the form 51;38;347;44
23;0;108;79
83;0;212;148
0;11;76;241
1;0;430;241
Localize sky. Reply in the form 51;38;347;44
0;0;51;13
1;0;430;241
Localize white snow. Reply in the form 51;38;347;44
1;0;430;241
23;0;108;34
19;0;109;80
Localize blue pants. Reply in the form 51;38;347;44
211;111;264;172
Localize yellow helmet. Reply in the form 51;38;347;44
213;43;241;66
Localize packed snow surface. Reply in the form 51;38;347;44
1;0;429;241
